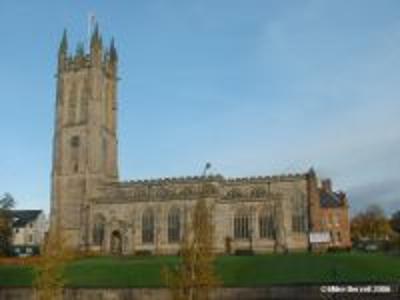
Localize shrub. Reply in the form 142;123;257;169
234;249;254;256
135;250;152;256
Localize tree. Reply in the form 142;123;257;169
0;193;16;255
351;204;392;241
388;210;400;252
163;198;219;300
35;228;75;300
0;193;16;210
390;210;400;234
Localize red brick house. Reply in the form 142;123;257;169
308;171;351;251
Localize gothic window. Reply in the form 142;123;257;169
291;194;307;233
80;78;89;122
259;209;275;239
93;214;106;246
234;209;251;239
168;207;181;243
142;208;154;244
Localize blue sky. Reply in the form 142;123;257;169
0;1;399;215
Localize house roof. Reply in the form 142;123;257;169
320;191;346;208
11;210;42;228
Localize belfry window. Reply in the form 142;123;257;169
68;82;77;123
142;208;155;244
70;135;80;173
70;136;80;147
234;210;251;239
168;207;181;243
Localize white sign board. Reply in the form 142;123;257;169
309;232;331;244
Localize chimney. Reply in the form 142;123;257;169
321;179;332;193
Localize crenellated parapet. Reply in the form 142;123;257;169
93;171;307;204
118;172;306;186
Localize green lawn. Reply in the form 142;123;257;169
0;252;399;287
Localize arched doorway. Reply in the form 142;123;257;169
111;230;122;255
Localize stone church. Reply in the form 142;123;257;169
50;26;351;255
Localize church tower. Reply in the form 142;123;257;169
50;26;119;249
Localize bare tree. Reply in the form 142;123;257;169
0;193;16;256
163;198;219;300
390;210;400;234
35;228;75;300
351;204;392;242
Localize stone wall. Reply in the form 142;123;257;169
1;286;398;300
0;287;320;300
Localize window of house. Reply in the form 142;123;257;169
337;231;342;243
328;214;333;227
335;213;340;227
28;234;33;243
330;231;335;243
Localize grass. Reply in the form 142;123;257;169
0;264;35;286
0;252;399;287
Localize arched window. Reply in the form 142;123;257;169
291;194;307;233
142;208;154;244
234;209;251;239
93;214;106;246
80;78;89;122
168;207;181;243
259;209;275;239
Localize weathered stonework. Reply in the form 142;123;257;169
50;27;350;255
